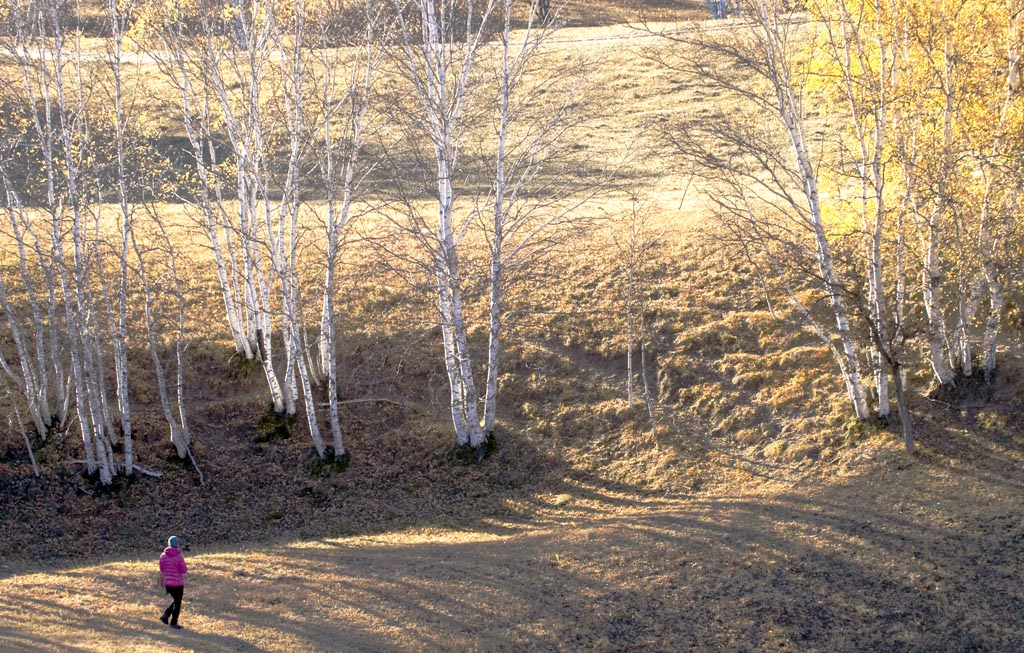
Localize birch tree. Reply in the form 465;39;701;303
980;0;1024;382
0;121;64;436
135;0;255;362
894;1;965;388
7;0;120;482
0;187;52;440
255;0;388;461
136;0;288;414
0;256;48;439
750;1;872;421
101;0;139;472
648;2;873;422
479;0;593;436
264;0;329;456
137;0;389;460
390;0;497;455
892;0;1021;388
387;0;595;454
943;0;1020;385
0;0;177;480
0;10;61;441
612;197;660;434
310;0;387;464
209;0;289;416
1;374;41;477
0;90;53;438
653;0;1023;449
817;0;898;420
807;0;917;448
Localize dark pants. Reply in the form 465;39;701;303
162;585;184;625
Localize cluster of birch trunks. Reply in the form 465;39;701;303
654;0;1022;453
3;0;1018;485
0;0;586;483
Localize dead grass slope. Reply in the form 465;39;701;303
1;16;1024;652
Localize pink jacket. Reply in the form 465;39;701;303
159;546;188;587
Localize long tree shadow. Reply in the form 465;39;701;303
4;458;1021;652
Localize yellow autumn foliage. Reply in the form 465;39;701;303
800;0;1022;243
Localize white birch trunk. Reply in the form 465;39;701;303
483;21;510;433
438;268;473;445
319;290;333;381
922;220;956;385
317;93;337;380
95;251;132;451
484;254;504;433
955;275;976;377
162;27;253;360
869;131;890;417
0;152;48;439
0;276;47;438
315;8;377;458
201;9;286;412
105;0;137;471
866;45;891;418
978;176;1004;382
179;80;253;358
290;317;326;457
12;398;41;477
482;0;545;435
436;150;485;447
175;299;192;452
751;0;870;420
981;260;1003;382
10;4;70;441
132;230;188;458
0;191;52;436
8;7;70;429
448;264;487;448
282;317;299;417
797;118;870;422
83;329;117;450
920;33;962;385
158;220;194;455
48;2;115;483
395;0;494;450
321;168;345;453
278;6;328;454
487;0;564;438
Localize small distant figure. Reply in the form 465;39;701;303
707;0;729;18
159;535;188;630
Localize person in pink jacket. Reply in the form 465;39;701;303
159;535;188;629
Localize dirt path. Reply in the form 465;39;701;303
2;459;1022;653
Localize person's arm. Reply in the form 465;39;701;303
180;557;188;576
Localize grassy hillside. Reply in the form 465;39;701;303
1;0;1022;560
2;11;1024;653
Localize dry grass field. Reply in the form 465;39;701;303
3;448;1023;652
3;7;1024;653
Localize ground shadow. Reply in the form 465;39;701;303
3;456;1022;652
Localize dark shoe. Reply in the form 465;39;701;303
160;615;169;624
169;624;183;630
